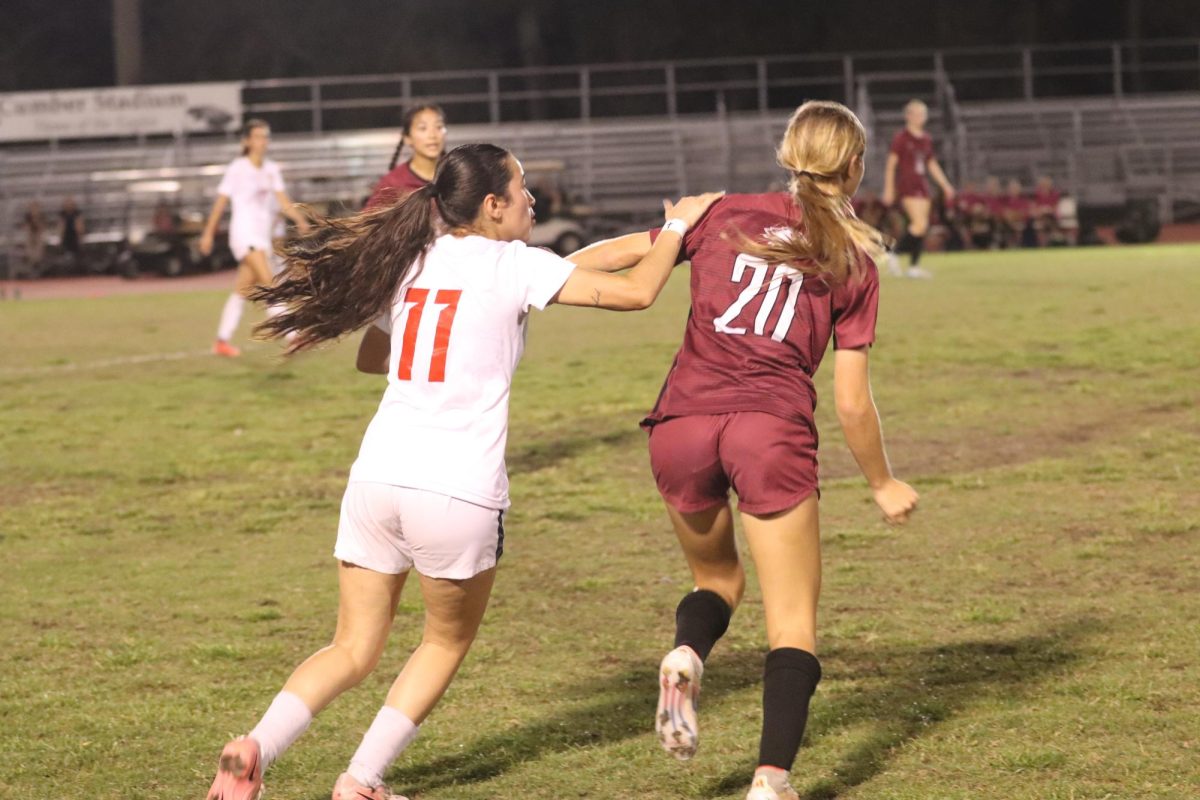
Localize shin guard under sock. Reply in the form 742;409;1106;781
909;234;926;266
758;648;822;771
674;589;733;662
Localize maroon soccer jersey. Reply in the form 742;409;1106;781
365;161;430;209
890;129;935;198
645;193;879;429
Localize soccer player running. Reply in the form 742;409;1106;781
364;104;447;209
570;101;918;800
202;142;722;800
199;119;310;357
881;99;955;279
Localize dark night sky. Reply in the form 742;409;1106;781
1;0;1198;92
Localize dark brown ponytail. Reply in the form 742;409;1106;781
254;143;513;353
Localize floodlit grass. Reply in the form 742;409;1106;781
1;244;1198;799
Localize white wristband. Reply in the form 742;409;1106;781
661;218;688;238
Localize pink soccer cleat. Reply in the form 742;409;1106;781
212;339;242;357
205;737;263;800
655;645;703;760
331;772;409;800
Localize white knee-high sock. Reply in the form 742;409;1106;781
248;691;313;769
217;294;246;342
347;706;419;788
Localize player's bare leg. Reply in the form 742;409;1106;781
899;197;933;279
282;562;408;711
214;249;276;356
739;495;822;800
383;568;495;722
237;248;274;297
656;502;744;759
328;568;496;798
207;563;406;799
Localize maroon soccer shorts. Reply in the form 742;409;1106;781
897;178;931;200
647;411;819;517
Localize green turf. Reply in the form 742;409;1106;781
1;245;1198;799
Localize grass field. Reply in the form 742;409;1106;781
1;245;1198;800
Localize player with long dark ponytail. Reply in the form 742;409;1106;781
204;142;722;800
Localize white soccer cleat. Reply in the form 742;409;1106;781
886;252;903;276
906;266;934;279
655;645;703;760
745;770;800;800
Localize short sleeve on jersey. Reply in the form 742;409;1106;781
832;260;880;350
373;313;392;334
889;131;906;156
512;244;576;312
216;160;240;197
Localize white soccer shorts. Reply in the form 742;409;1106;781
334;482;504;579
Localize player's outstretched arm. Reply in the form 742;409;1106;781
553;193;722;311
927;159;955;201
566;232;653;273
882;153;900;207
833;346;918;524
356;324;390;374
198;195;229;257
274;191;312;234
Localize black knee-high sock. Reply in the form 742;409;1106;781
897;232;915;257
674;589;732;662
758;648;822;770
909;234;926;266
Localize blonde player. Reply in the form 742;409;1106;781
202;142;722;800
881;99;955;279
199;119;310;357
571;101;918;800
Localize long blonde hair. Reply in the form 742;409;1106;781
742;101;887;284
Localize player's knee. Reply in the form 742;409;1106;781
332;635;386;682
420;621;478;655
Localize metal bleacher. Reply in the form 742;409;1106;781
4;37;1200;270
949;94;1200;214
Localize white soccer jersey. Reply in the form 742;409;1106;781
217;156;285;257
348;234;577;509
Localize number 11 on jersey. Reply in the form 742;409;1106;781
397;288;462;382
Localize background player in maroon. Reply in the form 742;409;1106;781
571;100;918;800
365;104;447;209
881;99;955;278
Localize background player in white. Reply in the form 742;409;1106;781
198;119;310;357
203;142;721;800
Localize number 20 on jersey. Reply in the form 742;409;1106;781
713;253;805;341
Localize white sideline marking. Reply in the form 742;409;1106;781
1;349;215;377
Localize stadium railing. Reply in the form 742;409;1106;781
234;39;1200;134
5;38;1200;267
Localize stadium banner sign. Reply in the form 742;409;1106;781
0;82;242;142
